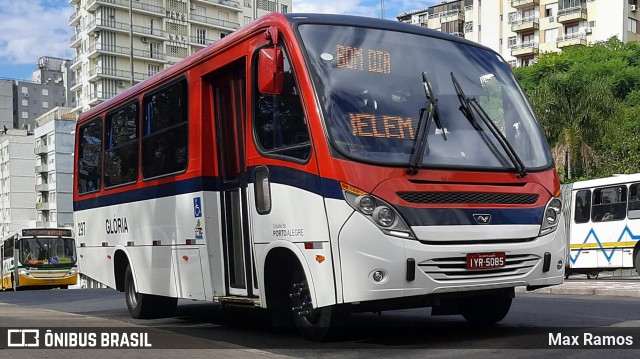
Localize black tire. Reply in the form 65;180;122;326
587;271;599;279
461;293;512;325
124;264;177;319
635;250;640;277
289;269;346;341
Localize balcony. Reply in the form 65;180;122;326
86;0;130;12
510;16;539;32
511;42;539;57
35;183;54;192
557;33;587;48
440;9;464;23
190;36;217;47
87;18;130;34
131;0;165;15
511;0;539;9
69;10;81;26
88;90;118;106
88;67;132;82
133;48;167;62
88;43;132;59
557;7;587;23
36;202;56;211
193;0;242;11
35;144;52;155
70;33;81;48
36;164;50;173
189;13;239;30
132;24;165;39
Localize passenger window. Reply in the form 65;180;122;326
573;189;591;224
142;79;188;179
105;102;138;188
628;184;640;219
77;118;103;194
254;46;311;161
592;185;627;222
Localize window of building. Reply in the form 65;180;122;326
508;36;517;48
22;112;28;119
105;101;139;188
77;117;103;194
254;46;311;161
545;6;554;17
629;18;638;33
196;28;206;44
22;99;28;106
148;64;161;76
545;28;558;43
142;79;188;179
42;88;48;96
219;11;229;21
21;87;28;94
281;4;288;13
43;101;49;108
244;16;251;27
244;0;251;7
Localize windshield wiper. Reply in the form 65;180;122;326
407;72;446;175
450;72;528;178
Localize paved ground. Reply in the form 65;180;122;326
517;269;640;298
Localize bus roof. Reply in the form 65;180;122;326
570;173;640;190
78;12;500;123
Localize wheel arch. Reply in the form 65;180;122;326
262;242;316;310
113;248;131;292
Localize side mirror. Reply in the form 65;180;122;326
258;48;284;95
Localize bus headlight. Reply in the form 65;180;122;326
374;206;395;227
341;182;414;239
540;197;562;236
18;268;33;277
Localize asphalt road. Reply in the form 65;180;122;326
1;286;640;358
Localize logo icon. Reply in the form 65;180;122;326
193;197;202;218
7;329;40;347
473;214;492;224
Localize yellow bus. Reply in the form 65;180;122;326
1;228;77;290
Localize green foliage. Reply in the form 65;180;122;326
514;37;640;182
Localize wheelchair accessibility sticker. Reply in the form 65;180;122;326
193;197;202;218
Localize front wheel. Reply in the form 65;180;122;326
461;292;512;325
124;264;177;319
289;269;346;341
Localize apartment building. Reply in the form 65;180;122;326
397;0;640;67
0;56;70;132
69;0;292;113
0;130;36;238
33;107;76;229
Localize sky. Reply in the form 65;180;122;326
0;0;439;81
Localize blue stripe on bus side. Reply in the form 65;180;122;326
75;167;344;211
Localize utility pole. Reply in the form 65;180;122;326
381;0;385;19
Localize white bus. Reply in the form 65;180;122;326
564;174;640;278
73;13;565;341
1;228;78;290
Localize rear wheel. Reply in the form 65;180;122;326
461;292;512;325
124;264;177;319
635;250;640;276
587;271;599;279
289;268;346;341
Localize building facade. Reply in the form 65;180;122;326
33;107;76;229
69;0;292;113
0;130;36;238
0;56;70;132
397;0;640;67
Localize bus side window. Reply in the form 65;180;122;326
254;45;311;161
628;183;640;219
142;79;188;179
574;189;591;223
105;101;139;188
77;118;103;194
592;185;626;222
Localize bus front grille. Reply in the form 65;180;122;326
418;254;540;281
397;192;539;205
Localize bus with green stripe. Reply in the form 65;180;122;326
1;228;77;290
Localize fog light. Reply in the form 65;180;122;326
557;259;563;270
372;270;385;283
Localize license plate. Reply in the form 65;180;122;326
466;252;506;270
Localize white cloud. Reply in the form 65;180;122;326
0;1;74;65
